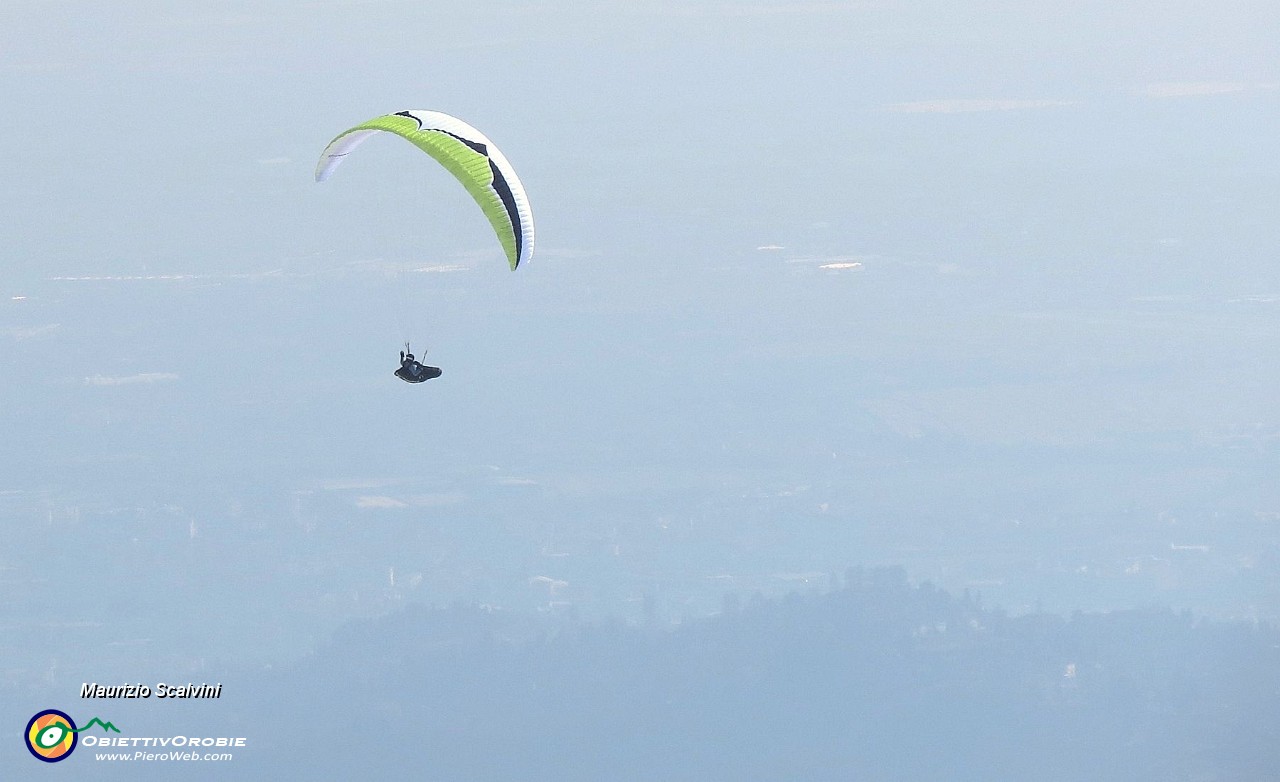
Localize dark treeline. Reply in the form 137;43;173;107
214;568;1278;781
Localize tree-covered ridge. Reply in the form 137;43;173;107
256;568;1278;781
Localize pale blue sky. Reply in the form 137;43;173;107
1;0;1278;695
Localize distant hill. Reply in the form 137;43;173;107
228;567;1279;781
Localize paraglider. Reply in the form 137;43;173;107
316;110;535;270
315;110;535;382
395;345;442;384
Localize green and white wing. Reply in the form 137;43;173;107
315;110;534;270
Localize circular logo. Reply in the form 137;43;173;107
25;710;77;763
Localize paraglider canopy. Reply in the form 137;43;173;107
315;110;535;270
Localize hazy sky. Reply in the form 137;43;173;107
2;6;1279;772
3;0;1277;279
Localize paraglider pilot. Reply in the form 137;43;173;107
395;343;442;384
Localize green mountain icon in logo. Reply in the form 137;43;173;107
70;718;121;734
